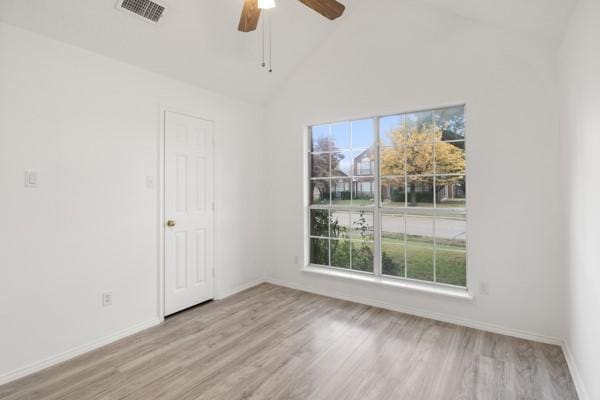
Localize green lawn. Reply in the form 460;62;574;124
331;199;374;206
382;237;466;287
311;235;466;287
382;200;466;208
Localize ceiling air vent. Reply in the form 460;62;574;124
117;0;166;23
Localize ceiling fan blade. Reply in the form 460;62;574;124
297;0;345;20
238;0;261;32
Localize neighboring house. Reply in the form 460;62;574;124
313;147;464;203
352;148;375;199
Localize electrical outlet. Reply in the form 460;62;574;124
102;292;113;307
479;281;490;296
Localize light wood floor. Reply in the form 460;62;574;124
0;284;578;400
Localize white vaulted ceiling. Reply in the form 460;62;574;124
0;0;349;103
0;0;577;104
419;0;577;43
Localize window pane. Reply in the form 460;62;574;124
381;214;407;277
310;238;329;266
352;149;375;176
308;107;465;286
382;243;405;277
351;119;374;149
331;178;351;205
352;177;375;205
406;111;433;142
311;125;329;152
436;250;466;286
406;246;434;282
311;154;330;178
331;151;352;177
434;106;465;141
310;180;330;205
381;177;405;207
351;211;374;240
405;215;434;281
435;175;466;208
435;216;466;250
407;176;434;207
351;240;374;272
330;210;350;238
381;214;405;242
406;215;433;246
379;115;404;147
406;144;434;175
331;122;351;150
331;239;350;269
435;141;465;175
310;209;329;237
380;146;405;177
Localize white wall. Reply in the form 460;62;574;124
0;22;265;381
264;0;565;341
559;0;600;398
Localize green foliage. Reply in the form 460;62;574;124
310;238;328;266
311;219;466;286
390;191;434;204
382;246;404;277
311;180;330;204
391;189;404;203
310;210;329;237
351;241;373;272
331;240;350;268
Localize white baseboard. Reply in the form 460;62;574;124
2;280;581;396
0;317;161;386
561;341;590;400
265;277;563;346
0;279;266;387
216;278;266;300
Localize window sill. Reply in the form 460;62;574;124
301;265;474;301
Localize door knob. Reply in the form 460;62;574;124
166;220;176;227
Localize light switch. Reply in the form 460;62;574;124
24;171;38;188
146;176;155;189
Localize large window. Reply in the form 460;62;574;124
307;105;467;288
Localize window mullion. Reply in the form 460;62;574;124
432;111;437;283
373;117;382;277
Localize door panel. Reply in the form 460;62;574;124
195;229;206;284
175;231;187;290
165;111;215;316
195;157;206;211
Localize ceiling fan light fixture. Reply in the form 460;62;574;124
258;0;276;10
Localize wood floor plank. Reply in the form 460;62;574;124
0;284;579;400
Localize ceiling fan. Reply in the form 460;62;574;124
238;0;346;32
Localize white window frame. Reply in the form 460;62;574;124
304;105;469;294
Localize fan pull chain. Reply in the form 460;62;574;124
268;14;273;73
259;11;273;72
261;16;266;68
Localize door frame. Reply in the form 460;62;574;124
157;105;217;319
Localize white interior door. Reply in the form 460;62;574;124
164;111;215;316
